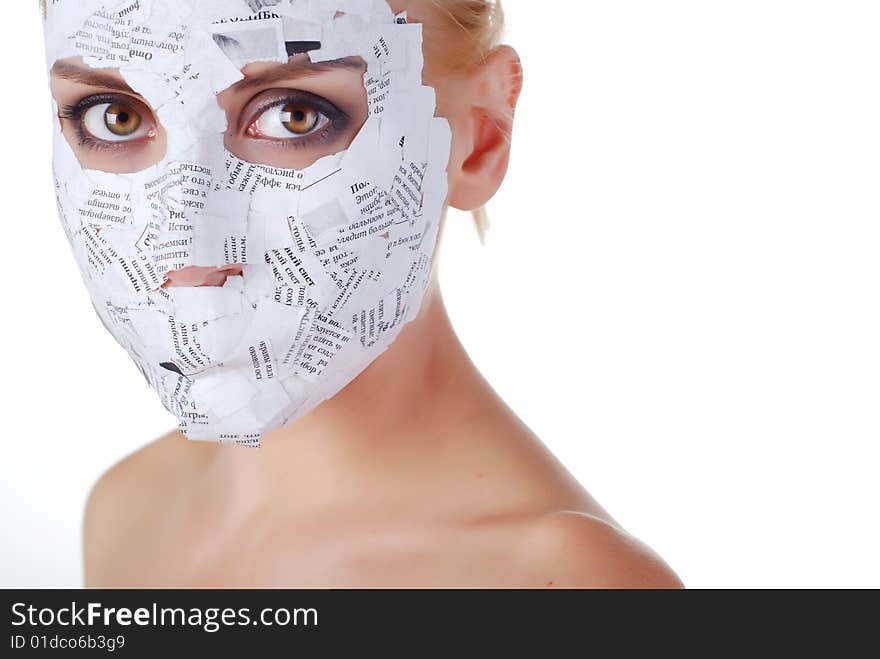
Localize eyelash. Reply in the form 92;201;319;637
59;93;140;151
59;89;350;152
243;89;350;149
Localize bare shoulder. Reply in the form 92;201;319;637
82;430;191;586
507;511;684;589
84;430;193;527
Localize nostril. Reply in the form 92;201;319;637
162;264;245;288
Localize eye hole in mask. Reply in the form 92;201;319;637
51;58;168;173
57;93;160;172
220;57;369;169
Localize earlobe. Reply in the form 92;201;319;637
448;46;523;212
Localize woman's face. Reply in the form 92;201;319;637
43;2;455;444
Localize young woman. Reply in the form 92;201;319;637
45;0;683;588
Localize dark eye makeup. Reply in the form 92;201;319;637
58;93;153;152
239;88;351;149
59;87;352;155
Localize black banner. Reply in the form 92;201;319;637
2;589;876;654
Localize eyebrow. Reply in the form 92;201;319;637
231;56;366;93
50;56;366;96
50;61;135;94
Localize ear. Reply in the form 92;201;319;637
446;46;523;212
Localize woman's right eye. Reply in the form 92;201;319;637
81;102;149;143
60;95;157;149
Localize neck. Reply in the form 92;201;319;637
200;279;484;502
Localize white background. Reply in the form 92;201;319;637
2;1;878;588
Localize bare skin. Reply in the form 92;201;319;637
77;1;683;589
84;278;682;588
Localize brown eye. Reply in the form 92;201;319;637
280;104;319;135
81;100;151;143
105;103;142;136
246;95;332;141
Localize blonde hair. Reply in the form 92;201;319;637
423;0;506;71
420;1;507;240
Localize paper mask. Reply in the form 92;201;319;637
44;0;451;446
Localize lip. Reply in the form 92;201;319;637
162;264;245;288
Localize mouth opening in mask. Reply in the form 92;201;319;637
161;264;246;288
